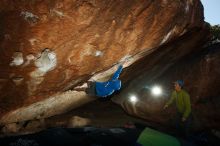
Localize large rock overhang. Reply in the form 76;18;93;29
0;0;206;124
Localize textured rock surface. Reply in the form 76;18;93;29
113;42;220;130
0;100;145;136
0;0;205;124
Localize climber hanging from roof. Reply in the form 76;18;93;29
74;64;123;98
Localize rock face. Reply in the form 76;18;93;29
0;0;205;125
113;42;220;130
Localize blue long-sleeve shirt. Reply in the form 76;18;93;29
95;65;123;97
111;65;123;80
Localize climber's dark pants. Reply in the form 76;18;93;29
85;81;96;96
175;112;192;138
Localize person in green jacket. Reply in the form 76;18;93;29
163;80;192;138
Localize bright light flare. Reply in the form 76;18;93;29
129;95;138;103
151;86;162;96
